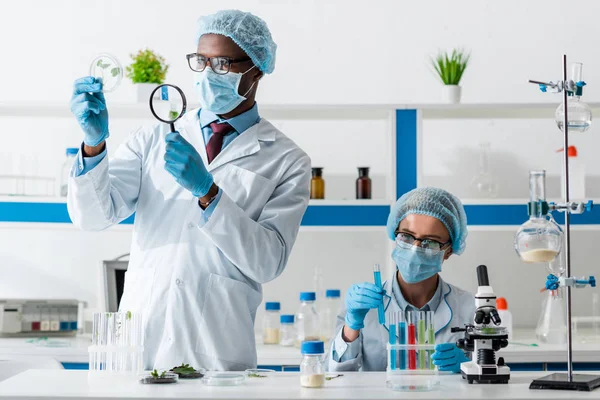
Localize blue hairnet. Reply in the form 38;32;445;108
197;10;277;74
386;187;468;255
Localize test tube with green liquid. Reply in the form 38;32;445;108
417;311;426;369
427;311;435;369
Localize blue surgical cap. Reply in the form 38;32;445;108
386;187;468;255
197;10;277;74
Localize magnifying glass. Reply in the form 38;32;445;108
149;84;187;132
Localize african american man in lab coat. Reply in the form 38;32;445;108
68;10;311;370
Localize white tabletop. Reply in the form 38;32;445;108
1;370;600;400
0;330;599;365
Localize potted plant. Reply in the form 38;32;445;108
431;49;470;103
126;49;169;102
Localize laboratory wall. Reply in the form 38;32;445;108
2;0;600;329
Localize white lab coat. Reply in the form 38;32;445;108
68;109;311;371
326;275;475;371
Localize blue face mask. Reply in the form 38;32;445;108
392;243;445;284
194;66;257;115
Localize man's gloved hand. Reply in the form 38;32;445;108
431;343;469;373
164;131;214;197
70;77;109;147
344;283;384;331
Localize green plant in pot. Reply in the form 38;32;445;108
126;49;169;103
431;49;470;104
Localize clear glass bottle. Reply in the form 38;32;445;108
515;170;563;263
295;292;320;347
536;288;567;344
263;302;281;345
280;314;295;347
356;167;372;199
310;168;325;199
60;148;79;196
320;289;341;343
300;341;325;388
470;142;499;198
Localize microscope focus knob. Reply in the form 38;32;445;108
456;339;466;349
498;357;506;366
499;339;509;349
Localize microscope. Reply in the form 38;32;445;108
451;265;510;384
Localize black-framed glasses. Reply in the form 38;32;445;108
395;231;451;253
186;53;252;75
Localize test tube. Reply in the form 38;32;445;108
389;312;397;370
407;311;416;370
373;264;385;325
418;311;426;369
398;313;406;370
427;311;435;369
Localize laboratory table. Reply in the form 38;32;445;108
1;370;600;400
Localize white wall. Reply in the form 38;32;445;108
2;0;600;330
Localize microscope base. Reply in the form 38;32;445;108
530;373;600;392
460;362;510;384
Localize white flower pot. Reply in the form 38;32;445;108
443;85;462;104
135;83;159;103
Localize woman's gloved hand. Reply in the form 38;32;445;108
431;343;469;373
164;131;214;197
344;283;384;331
70;77;109;147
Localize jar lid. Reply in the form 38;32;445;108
301;341;324;355
265;302;280;311
299;292;316;301
326;289;341;298
280;314;294;323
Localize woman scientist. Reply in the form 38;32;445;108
327;187;475;372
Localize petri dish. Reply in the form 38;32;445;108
201;371;246;386
139;371;178;384
245;368;276;378
89;53;123;92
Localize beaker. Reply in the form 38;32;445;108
535;288;567;344
555;62;592;133
470;141;499;198
515;171;563;263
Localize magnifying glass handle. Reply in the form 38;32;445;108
170;122;176;132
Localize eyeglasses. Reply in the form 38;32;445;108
395;231;451;253
186;53;252;75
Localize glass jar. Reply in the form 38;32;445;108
320;289;341;343
300;341;325;388
310;168;325;199
263;302;281;345
280;314;295;346
356;167;372;199
295;292;320;347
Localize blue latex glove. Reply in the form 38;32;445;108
431;343;469;373
344;283;384;331
70;77;109;147
164;131;214;198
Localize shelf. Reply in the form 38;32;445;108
3;102;600;120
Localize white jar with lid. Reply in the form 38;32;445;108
295;292;320;347
300;341;325;388
263;302;280;345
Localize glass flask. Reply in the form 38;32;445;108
470;141;499;198
555;97;592;133
555;62;592;133
535;288;567;344
515;170;563;263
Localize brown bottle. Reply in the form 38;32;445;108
310;168;325;199
356;167;372;199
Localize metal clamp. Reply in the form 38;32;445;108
549;200;593;215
